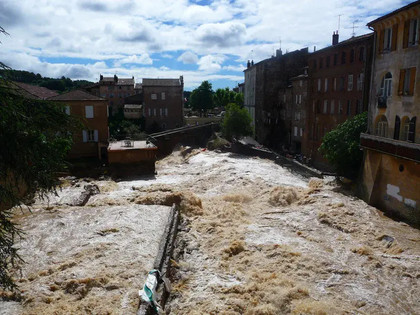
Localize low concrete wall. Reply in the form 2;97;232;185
137;205;180;314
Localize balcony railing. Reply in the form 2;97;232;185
360;133;420;162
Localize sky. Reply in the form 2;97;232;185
0;0;413;91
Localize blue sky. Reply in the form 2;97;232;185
0;0;413;91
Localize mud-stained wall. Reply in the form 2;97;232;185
362;150;420;227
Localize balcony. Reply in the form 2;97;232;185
360;133;420;162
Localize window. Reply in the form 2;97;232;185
338;101;343;114
161;92;166;100
300;80;303;87
298;95;302;104
153;108;156;116
85;105;94;118
324;78;328;92
346;100;351;115
65;106;70;115
295;95;298;104
347;74;353;91
359;47;365;61
333;77;337;91
339;77;345;91
82;130;98;142
408;117;416;142
319;58;323;68
151;93;157;100
326;56;330;67
313;60;317;69
323;100;328;114
398;67;416;96
384;27;392;51
356;100;363;114
159;108;162;116
375;115;388;137
350;49;354;63
330;100;335;114
394;116;401;140
403;18;419;48
294;126;298;136
380;72;393;98
357;73;364;91
401;116;410;141
148;108;151;116
300;128;303;137
333;53;338;66
165;108;168;116
341;51;346;64
295;111;300;121
317;79;321;91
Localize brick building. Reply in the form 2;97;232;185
244;48;309;148
141;77;184;132
49;90;109;159
85;75;135;115
303;33;373;170
361;1;420;226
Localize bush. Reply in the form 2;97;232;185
319;112;367;178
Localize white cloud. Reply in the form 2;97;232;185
198;54;226;72
196;22;246;48
177;51;199;64
114;54;153;66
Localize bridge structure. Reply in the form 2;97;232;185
147;123;218;157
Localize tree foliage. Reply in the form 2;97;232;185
213;88;243;108
190;81;214;112
318;112;368;178
0;81;79;290
222;103;253;141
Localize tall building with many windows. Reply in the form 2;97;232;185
303;32;373;170
361;1;420;226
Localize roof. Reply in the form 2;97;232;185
108;140;157;151
142;78;182;87
135;83;142;89
100;76;134;85
124;104;143;109
13;82;59;99
48;89;106;101
291;74;308;81
310;33;373;56
367;1;420;27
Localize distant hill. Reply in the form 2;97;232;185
0;69;93;93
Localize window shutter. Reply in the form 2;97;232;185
403;20;410;48
82;130;88;142
398;69;406;95
394;116;401;140
94;130;99;142
378;29;384;53
409;67;416;95
408;117;416;142
391;24;398;51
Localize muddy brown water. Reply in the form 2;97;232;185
1;148;419;314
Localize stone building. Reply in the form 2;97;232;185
303;32;373;170
141;77;184;132
290;71;308;153
244;48;309;148
361;1;420;226
48;90;109;160
85;75;135;115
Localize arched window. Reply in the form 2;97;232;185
394;116;400;140
380;72;392;97
401;116;410;140
375;115;388;137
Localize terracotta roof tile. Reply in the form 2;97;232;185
48;89;106;101
13;82;59;99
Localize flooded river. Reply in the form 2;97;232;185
1;147;419;314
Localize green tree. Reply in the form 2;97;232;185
318;112;368;179
222;103;253;141
190;81;214;113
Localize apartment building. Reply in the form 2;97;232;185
141;76;184;132
303;33;373;170
85;75;135;115
49;90;109;159
361;1;420;226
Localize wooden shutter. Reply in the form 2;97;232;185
408;117;416;142
403;20;410;48
94;130;99;142
398;69;406;96
82;130;88;143
378;30;384;54
409;67;416;95
394;116;401;139
391;24;398;51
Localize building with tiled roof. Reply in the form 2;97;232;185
84;74;135;115
12;81;59;99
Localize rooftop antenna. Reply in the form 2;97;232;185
346;21;359;37
337;14;342;33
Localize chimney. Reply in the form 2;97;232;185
247;60;251;68
100;74;103;81
114;74;118;82
332;31;339;45
251;60;254;66
314;46;316;52
180;75;184;86
276;49;282;57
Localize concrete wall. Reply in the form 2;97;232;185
362;149;419;227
